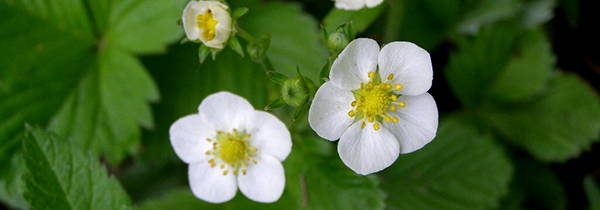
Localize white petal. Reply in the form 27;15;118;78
330;38;380;90
338;123;400;175
238;154;285;203
182;1;200;41
198;91;254;132
378;41;433;95
334;0;366;10
169;114;215;164
365;0;384;8
188;162;237;203
246;111;292;161
308;81;355;141
383;93;438;154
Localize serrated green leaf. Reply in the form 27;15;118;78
481;73;600;161
323;5;384;34
0;0;177;167
445;24;520;106
239;2;327;82
445;25;554;106
22;127;132;210
381;117;512;210
487;28;555;102
89;0;187;53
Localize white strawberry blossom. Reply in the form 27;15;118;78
308;38;438;175
334;0;384;10
170;92;292;203
182;0;232;49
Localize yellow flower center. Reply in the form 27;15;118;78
205;129;257;176
196;9;218;41
348;71;406;131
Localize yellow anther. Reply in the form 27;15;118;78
242;169;247;175
205;150;212;155
387;74;394;81
220;164;225;169
222;170;229;175
368;116;375;122
361;122;366;129
196;10;218;40
392;117;399;123
351;101;357;106
348;110;356;117
206;138;212;142
389;105;397;112
394;84;403;91
390;95;398;101
373;123;380;131
368;71;376;79
398;101;406;107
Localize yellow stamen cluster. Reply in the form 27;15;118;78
196;9;218;41
348;71;406;131
205;129;257;176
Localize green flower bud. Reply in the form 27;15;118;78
326;31;349;53
281;78;309;107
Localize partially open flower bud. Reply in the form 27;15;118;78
182;0;232;49
281;78;309;107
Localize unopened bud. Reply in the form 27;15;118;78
281;78;309;107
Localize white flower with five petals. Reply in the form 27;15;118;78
334;0;383;10
170;92;292;203
308;38;438;175
182;0;232;49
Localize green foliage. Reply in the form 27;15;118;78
21;127;132;210
446;26;554;106
494;158;566;210
0;0;598;209
482;73;600;161
585;177;600;210
384;0;556;49
381;117;512;210
0;0;183;167
323;5;384;34
239;2;327;82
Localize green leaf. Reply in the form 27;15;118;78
481;72;600;161
493;158;566;210
584;176;600;210
49;48;159;163
88;0;186;53
323;5;384;34
0;155;27;209
0;0;180;167
445;25;554;106
22;127;132;210
138;134;384;210
381;117;512;210
487;28;555;102
455;0;521;34
239;2;327;82
385;0;556;49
